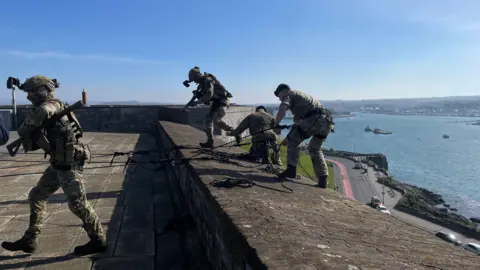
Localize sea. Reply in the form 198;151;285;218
280;113;480;219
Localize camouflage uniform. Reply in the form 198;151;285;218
274;84;334;188
227;106;282;165
186;67;240;148
1;75;106;255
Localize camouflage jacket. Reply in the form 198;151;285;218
229;111;277;143
280;90;323;122
18;98;88;167
197;73;231;106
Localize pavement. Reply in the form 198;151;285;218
0;132;210;270
327;155;480;252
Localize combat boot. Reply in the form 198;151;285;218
1;237;37;253
74;236;107;255
235;135;242;145
276;165;297;180
199;138;214;149
317;175;328;189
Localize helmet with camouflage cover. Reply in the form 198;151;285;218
22;75;57;93
188;66;202;82
22;75;58;106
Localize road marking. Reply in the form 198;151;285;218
327;159;355;200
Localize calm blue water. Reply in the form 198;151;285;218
281;113;480;218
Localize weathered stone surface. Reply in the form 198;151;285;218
121;205;154;230
6;104;254;136
92;257;154;270
114;230;155;257
0;131;210;269
158;120;480;270
26;257;93;269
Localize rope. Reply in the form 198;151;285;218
209;177;293;193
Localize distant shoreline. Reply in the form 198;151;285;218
365;112;480;118
283;113;356;120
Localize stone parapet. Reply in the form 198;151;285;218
156;120;478;270
5;104;255;138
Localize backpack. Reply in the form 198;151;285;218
204;72;233;98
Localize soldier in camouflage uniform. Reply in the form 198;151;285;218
273;84;334;188
1;76;107;255
226;106;282;165
185;66;241;148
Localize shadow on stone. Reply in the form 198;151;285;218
0;190;123;206
0;254;75;269
0;254;30;261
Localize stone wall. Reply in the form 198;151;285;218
323;148;389;170
154;120;480;270
156;122;263;270
2;104;254;137
0;109;12;130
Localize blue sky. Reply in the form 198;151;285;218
1;0;479;104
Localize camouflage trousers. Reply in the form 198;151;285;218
250;140;282;165
286;115;331;178
23;165;105;241
205;102;234;139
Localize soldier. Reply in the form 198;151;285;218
1;75;107;255
0;114;9;146
226;106;282;165
273;84;334;188
184;66;241;148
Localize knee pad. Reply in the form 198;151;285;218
68;199;85;213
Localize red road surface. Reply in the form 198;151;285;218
327;159;355;200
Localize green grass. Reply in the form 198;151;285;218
239;140;335;189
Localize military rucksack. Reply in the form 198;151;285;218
204;72;233;98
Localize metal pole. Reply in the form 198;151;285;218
382;177;386;204
11;87;17;129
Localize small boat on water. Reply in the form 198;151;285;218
443;134;450;139
365;125;373;132
373;128;393;135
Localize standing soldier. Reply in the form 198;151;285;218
226;105;282;166
273;84;334;188
1;75;107;255
183;66;241;148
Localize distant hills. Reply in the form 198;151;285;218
2;95;480;107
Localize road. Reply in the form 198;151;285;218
326;155;480;249
327;156;371;204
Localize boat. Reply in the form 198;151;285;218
443;134;450;139
365;125;373;132
373;128;392;135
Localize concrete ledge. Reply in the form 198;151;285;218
157;121;479;270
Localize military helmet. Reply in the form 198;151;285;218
22;75;57;92
274;83;291;97
255;105;267;112
188;66;201;82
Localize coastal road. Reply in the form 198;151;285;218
327;155;480;248
326;156;372;204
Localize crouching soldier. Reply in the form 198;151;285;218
226;106;282;166
273;84;334;188
184;66;241;148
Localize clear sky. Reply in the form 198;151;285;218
1;0;479;104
